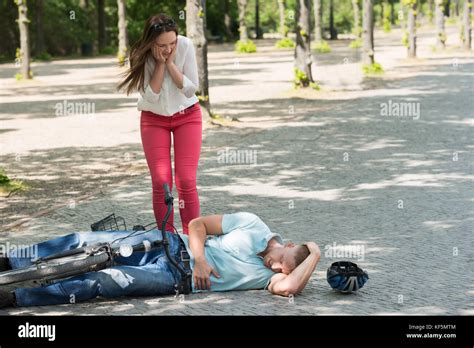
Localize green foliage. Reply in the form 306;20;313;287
446;17;457;26
293;67;309;88
34;52;52;61
235;40;257;53
100;46;116;55
402;31;409;47
313;40;331;53
362;62;384;75
275;38;295;49
349;39;362;49
383;3;392;33
0;168;28;195
309;82;321;91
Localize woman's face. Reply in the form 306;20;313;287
154;31;177;58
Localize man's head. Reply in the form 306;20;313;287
263;242;310;274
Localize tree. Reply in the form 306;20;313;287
278;0;286;37
223;0;234;40
329;0;337;39
352;0;362;38
404;0;417;58
362;0;375;65
314;0;323;41
463;0;472;50
390;0;396;24
98;0;106;52
117;0;128;65
16;0;31;79
255;0;262;39
295;0;313;87
427;0;434;24
186;0;211;118
237;0;249;41
35;0;45;55
435;0;446;49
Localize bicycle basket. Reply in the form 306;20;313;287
90;213;127;232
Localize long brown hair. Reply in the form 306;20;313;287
117;13;178;95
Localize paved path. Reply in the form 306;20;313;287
0;26;473;315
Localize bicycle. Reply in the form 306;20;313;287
0;184;192;294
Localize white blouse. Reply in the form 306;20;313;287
137;35;199;116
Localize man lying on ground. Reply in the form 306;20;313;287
0;212;321;308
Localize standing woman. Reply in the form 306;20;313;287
118;14;202;234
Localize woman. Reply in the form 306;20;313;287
118;14;202;234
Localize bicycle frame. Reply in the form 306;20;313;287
32;183;192;294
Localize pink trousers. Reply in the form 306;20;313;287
140;102;202;234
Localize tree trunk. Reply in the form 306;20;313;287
255;0;262;39
390;0;395;24
428;0;434;24
35;0;45;55
352;0;361;38
362;0;374;65
444;0;451;17
436;0;446;49
455;0;460;17
186;0;211;118
98;0;106;52
278;0;286;37
17;0;31;79
117;0;128;64
314;0;323;41
295;0;313;86
407;2;417;58
329;0;337;39
463;0;472;49
224;0;234;40
380;1;384;25
237;0;248;41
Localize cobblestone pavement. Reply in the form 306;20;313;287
0;27;473;315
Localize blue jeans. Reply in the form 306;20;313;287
8;230;186;307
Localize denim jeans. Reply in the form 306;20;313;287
8;229;186;307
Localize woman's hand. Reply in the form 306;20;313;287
152;45;167;65
165;41;177;66
193;257;220;290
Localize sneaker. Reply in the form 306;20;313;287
0;289;15;308
0;257;12;272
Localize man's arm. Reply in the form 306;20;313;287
268;242;321;297
188;215;223;290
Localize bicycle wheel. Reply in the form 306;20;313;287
0;252;111;286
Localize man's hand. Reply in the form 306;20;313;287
268;242;321;297
305;242;320;256
193;258;220;290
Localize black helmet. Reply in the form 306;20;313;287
327;261;369;293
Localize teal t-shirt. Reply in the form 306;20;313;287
178;212;283;292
